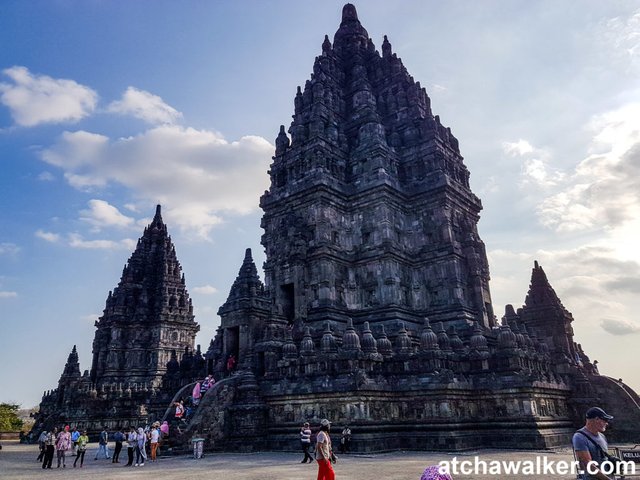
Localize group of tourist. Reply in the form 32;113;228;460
298;419;354;480
299;421;352;464
172;374;217;432
36;425;88;469
33;404;616;479
36;422;170;469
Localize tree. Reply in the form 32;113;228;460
0;403;23;432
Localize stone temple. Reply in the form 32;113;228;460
33;4;640;451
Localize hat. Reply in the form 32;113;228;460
320;418;331;427
586;407;613;420
303;422;309;426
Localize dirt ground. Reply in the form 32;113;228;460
0;440;594;479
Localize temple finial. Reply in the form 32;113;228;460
382;35;392;58
153;204;162;223
341;4;358;23
322;34;332;53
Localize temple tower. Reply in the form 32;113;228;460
518;261;577;368
89;205;200;387
260;4;494;335
217;248;270;371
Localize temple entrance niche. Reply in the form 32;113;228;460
256;352;265;376
281;283;295;323
224;326;240;362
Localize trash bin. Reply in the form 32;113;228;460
192;438;205;459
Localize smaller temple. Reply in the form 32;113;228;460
32;206;203;434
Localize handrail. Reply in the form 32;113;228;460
160;376;235;427
160;381;197;423
600;376;640;410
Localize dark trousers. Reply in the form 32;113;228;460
73;450;85;467
126;446;134;465
42;445;54;469
135;446;145;464
301;442;314;462
113;441;123;462
37;446;45;462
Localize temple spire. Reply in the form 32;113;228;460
341;3;359;23
90;205;198;385
219;248;267;314
61;345;81;379
151;204;163;227
524;261;564;308
520;260;576;364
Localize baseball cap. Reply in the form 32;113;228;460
585;407;613;420
320;418;331;427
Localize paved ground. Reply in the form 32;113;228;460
0;440;591;479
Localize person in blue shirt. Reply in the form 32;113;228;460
70;427;80;456
572;407;615;480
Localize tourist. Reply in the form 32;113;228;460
70;426;80;456
55;425;72;468
192;380;202;406
150;422;161;462
125;426;137;466
201;374;215;395
161;420;169;437
42;427;57;469
572;407;616;480
299;421;314;463
112;428;125;463
420;466;453;480
315;418;336;480
340;425;351;454
36;429;47;462
94;426;110;460
174;399;185;423
135;427;147;466
73;430;89;468
226;354;237;373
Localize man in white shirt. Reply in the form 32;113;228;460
315;419;335;480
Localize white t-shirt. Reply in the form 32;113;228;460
316;431;331;460
151;429;160;443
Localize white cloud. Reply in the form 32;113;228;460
599;9;640;72
601;318;640;336
107;86;182;125
0;291;18;299
502;139;534;156
0;243;20;255
40;125;273;238
0;66;98;126
35;230;61;243
41;130;108;170
124;203;140;213
522;158;545;180
501;139;564;188
80;199;135;231
37;171;55;182
192;285;218;295
68;233;136;250
537;102;640;232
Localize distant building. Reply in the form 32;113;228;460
33;207;203;432
33;4;639;450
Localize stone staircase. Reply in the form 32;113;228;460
159;377;235;455
590;375;640;443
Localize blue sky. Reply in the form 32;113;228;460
1;1;639;408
